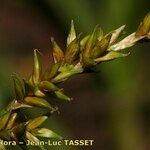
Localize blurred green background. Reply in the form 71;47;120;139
0;0;150;150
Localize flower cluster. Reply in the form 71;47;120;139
0;12;150;150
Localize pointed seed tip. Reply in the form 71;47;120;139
51;37;54;42
71;20;75;27
71;19;74;24
34;49;41;54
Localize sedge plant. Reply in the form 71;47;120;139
0;12;150;150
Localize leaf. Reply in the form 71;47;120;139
110;25;126;44
67;20;76;46
26;116;48;130
51;37;64;63
12;74;25;101
32;49;42;84
0;111;11;131
26;131;46;150
54;90;71;101
136;12;150;36
95;51;129;63
24;97;53;110
32;128;62;140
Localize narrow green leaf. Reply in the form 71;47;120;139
67;20;76;46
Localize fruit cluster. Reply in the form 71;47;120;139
0;12;149;150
